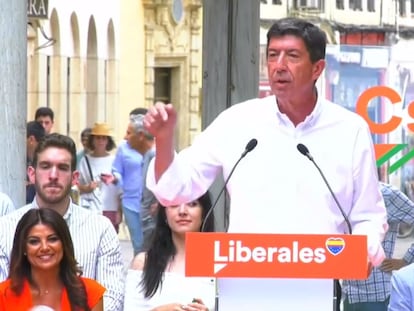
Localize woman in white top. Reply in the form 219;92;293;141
124;191;216;311
77;123;122;232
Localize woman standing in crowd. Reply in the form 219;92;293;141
77;123;122;232
0;208;105;310
124;191;216;311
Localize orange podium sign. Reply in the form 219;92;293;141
185;232;368;279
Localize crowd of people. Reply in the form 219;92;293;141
1;103;213;310
0;17;414;310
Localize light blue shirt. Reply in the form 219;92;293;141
112;140;143;213
389;263;414;310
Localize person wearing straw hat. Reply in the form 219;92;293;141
77;123;122;232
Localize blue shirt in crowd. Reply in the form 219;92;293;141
112;140;143;213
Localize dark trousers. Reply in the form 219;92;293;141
343;296;389;311
335;280;342;311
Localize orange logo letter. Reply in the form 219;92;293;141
356;86;402;134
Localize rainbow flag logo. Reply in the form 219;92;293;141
325;238;345;256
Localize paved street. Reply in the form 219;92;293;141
120;239;134;271
118;222;134;270
395;234;414;258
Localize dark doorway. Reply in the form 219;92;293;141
154;67;172;103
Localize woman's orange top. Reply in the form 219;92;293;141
0;277;105;311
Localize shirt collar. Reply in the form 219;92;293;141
31;197;74;221
274;92;324;130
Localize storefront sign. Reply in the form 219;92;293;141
28;0;48;19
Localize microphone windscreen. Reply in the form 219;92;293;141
245;139;258;152
297;143;309;156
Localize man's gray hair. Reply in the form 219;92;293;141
129;114;152;137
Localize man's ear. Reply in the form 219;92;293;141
27;135;35;145
312;59;326;81
27;166;36;184
71;170;80;186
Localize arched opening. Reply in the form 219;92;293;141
49;8;63;133
86;16;98;126
106;19;118;129
68;12;82;139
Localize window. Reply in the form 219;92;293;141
367;0;375;12
154;68;172;104
272;0;282;4
349;0;362;10
412;0;414;13
336;0;344;9
399;0;407;16
260;0;267;3
295;0;320;8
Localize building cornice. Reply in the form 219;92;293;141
260;18;414;39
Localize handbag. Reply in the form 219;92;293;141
80;155;101;210
84;155;94;181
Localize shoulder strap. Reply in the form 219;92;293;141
84;155;94;181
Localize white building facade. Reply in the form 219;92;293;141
27;0;120;143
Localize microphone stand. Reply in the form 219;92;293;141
297;143;351;311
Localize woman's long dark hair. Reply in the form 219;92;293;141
141;191;215;298
8;208;90;311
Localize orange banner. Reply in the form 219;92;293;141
185;232;368;279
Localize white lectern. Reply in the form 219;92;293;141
185;233;368;311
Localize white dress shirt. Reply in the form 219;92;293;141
147;95;387;264
124;269;216;311
0;200;125;311
146;96;388;309
0;193;15;217
388;263;414;311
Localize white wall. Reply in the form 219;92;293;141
37;0;120;58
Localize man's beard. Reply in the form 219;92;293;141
35;182;72;205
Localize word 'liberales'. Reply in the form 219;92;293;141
214;240;326;264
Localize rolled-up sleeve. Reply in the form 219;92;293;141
349;126;388;267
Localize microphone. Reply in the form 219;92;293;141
296;143;352;234
200;138;258;232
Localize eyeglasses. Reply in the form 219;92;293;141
139;131;154;140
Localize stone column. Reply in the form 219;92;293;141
0;0;27;207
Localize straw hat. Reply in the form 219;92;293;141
91;123;112;136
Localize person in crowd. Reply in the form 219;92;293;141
124;191;215;311
26;121;46;204
143;17;387;309
71;127;93;205
111;112;155;255
388;262;414;310
34;107;54;135
140;145;158;251
343;182;414;310
0;192;15;217
127;108;159;250
0;208;105;310
77;123;122;232
0;133;124;311
76;127;92;170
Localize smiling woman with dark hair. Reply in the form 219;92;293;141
124;191;216;311
0;208;105;311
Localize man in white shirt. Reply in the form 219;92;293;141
144;17;387;310
0;192;15;217
0;133;124;311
